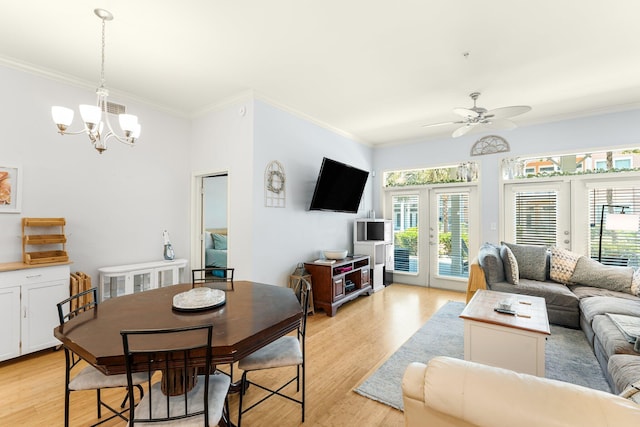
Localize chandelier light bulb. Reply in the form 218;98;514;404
79;104;101;129
119;114;139;134
51;106;74;131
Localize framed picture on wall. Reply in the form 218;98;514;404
0;164;22;213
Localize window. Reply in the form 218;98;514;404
513;191;558;247
595;158;632;170
392;194;419;273
589;188;640;267
437;192;469;277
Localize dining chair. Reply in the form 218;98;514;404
192;267;235;291
56;287;146;427
121;324;231;426
237;279;311;426
192;267;236;380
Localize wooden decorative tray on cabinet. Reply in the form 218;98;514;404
22;218;69;265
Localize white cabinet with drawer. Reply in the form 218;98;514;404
0;264;70;362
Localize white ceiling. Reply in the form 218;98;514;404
2;0;640;145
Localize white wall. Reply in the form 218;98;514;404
373;109;640;247
251;100;373;286
0;65;191;280
203;175;228;229
190;98;255;280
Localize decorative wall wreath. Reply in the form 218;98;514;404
267;170;285;194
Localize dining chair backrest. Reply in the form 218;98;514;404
192;267;235;290
57;287;98;325
120;324;214;426
297;278;311;350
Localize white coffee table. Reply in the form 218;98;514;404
459;289;550;376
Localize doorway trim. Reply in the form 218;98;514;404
190;170;229;271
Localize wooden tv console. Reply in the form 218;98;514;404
304;255;371;317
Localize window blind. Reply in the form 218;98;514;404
589;188;640;267
514;191;558;246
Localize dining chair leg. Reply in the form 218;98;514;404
96;389;102;418
64;389;70;427
237;371;248;427
119;384;144;408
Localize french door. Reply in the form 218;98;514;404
503;181;571;249
385;185;478;291
429;187;478;290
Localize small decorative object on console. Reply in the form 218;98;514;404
162;230;175;260
323;249;348;260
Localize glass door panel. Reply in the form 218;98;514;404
435;192;469;278
429;186;478;291
392;194;419;274
132;271;152;293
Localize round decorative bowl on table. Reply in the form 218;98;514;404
323;249;348;260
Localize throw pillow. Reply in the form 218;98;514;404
501;242;548;281
619;382;640;404
632;268;640;297
477;243;505;285
213;233;228;250
549;246;581;285
205;232;215;250
500;245;519;285
571;256;634;294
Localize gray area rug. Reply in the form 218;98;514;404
354;301;611;411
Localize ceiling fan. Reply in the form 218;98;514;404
422;92;532;138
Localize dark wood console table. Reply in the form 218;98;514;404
304;255;371;316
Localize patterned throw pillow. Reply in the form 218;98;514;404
619;382;640;404
500;245;519;285
631;268;640;297
550;246;581;285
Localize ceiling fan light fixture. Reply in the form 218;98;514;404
421;92;532;138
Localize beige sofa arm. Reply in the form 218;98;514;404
402;357;640;427
466;257;486;302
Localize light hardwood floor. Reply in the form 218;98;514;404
0;284;465;426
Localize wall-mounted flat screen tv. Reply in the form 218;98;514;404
309;157;369;214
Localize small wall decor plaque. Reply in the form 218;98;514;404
265;160;286;208
470;135;510;156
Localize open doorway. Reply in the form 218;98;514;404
197;174;228;270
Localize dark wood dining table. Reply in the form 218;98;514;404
54;281;303;395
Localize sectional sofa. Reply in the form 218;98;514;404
468;242;640;395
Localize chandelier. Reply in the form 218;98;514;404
51;9;141;154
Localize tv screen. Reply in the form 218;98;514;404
309;157;369;214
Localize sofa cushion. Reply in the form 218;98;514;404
501;242;547;281
609;354;640;394
550;246;581;284
489;279;579;310
580;296;640;325
478;243;505;285
570;285;640;301
592;315;637;358
500;245;519;285
571;256;633;294
632;268;640;297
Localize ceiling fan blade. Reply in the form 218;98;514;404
484;118;518;130
452;124;476;138
453;108;479;118
486;105;531;119
421;120;463;128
